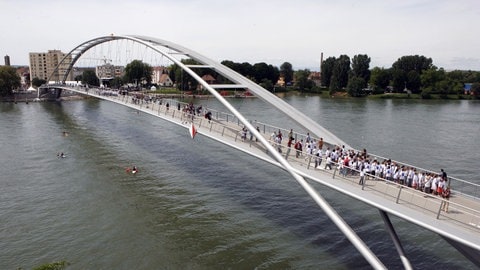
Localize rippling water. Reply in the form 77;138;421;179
0;96;478;269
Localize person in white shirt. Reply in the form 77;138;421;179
431;175;439;195
359;167;366;185
417;172;425;191
325;155;332;170
314;148;323;168
424;174;432;193
412;171;419;189
385;166;392;182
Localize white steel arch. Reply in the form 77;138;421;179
51;35;389;269
53;34;349;149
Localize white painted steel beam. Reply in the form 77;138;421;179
46;35;387;269
209;84;248;89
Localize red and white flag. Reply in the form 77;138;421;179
189;122;197;139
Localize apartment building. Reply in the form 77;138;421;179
96;63;125;85
29;50;73;82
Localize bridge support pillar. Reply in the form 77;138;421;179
379;210;413;270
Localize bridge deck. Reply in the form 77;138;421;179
49;86;480;255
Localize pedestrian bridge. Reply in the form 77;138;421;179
41;35;480;269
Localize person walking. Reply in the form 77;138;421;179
359;167;366;185
442;187;451;212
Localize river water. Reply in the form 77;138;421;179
0;95;478;269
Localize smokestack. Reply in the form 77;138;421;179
320;52;323;72
4;55;10;66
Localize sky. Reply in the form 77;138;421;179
1;0;479;71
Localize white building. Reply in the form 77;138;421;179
152;66;173;86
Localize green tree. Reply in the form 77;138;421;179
392;55;432;93
269;64;280;86
260;78;274;91
321;56;336;87
252;62;270;83
294;69;314;91
0;66;21;96
420;67;446;92
406;70;421;93
391;69;407;93
110;76;124;89
329;74;340;94
369;67;391;93
471;82;480;98
347;76;367;97
32;77;47;88
124;60;153;86
241;62;255;79
392;55;433;74
81;70;99;86
280;62;294;85
446;70;466;82
172;59;200;91
351;54;371;83
420;67;462;95
330;55;350;92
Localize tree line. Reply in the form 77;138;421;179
170;55;480;98
323;54;480;98
2;55;480;98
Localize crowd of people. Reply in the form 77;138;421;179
265;128;451;212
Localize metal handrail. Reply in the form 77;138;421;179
263;140;480;231
163;97;478;199
47;85;480;232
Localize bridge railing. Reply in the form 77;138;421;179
50;86;480;231
87;89;479;200
257;140;480;232
158;96;479;200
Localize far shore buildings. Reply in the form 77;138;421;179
96;63;125;86
29;50;73;82
308;71;322;86
152;66;173;87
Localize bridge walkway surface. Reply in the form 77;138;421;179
48;86;480;265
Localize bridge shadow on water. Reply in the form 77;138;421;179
45;100;471;269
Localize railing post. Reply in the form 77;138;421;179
222;126;226;136
436;201;444;219
307;155;312;169
396;186;403;204
285;148;290;160
332;166;337;179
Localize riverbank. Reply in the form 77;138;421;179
2;90;477;103
277;90;478;100
0;93;88;103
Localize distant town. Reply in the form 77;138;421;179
1;48;480;100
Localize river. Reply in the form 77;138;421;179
0;95;478;269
